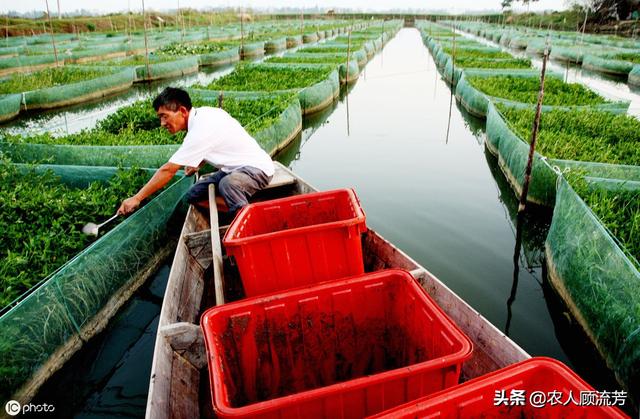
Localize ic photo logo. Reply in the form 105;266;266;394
4;400;21;416
5;400;55;416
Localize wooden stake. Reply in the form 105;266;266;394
518;43;549;212
44;0;59;66
141;0;152;81
217;92;224;109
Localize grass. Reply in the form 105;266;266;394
0;67;111;94
469;75;607;106
497;105;640;166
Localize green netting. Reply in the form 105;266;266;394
442;57;532;86
198;48;240;67
582;54;635;77
549;46;596;64
0;94;21;123
486;102;640;206
264;37;287;52
134;56;199;81
546;176;640;400
508;36;530;49
485;102;558;206
455;69;628;119
202;63;339;115
67;45;129;63
628;64;640;87
455;69;559;118
0;166;192;403
240;41;265;57
251;98;302;155
22;67;136;111
267;53;360;84
302;33;319;44
286;35;303;48
0;54;60;72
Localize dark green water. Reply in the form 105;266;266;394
16;27;633;417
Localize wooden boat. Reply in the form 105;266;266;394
145;161;531;419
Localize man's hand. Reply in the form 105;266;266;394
118;196;141;215
185;166;199;176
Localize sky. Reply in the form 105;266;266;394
3;0;569;15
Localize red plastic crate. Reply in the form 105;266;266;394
223;188;367;297
201;269;473;418
369;357;629;418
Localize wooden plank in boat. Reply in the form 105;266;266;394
209;184;225;306
169;352;200;419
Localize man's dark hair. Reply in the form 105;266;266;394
153;87;192;111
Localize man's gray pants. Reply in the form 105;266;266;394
186;166;271;213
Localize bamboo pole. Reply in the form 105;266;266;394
56;0;61;19
141;0;152;81
44;0;59;66
580;7;588;44
345;29;351;83
240;8;244;57
518;42;549;212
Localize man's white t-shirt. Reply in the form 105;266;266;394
169;106;275;177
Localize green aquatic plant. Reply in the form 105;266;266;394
470;76;607;106
0;161;151;307
203;64;333;91
0;67;112;94
497;105;640;166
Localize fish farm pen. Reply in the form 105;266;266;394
0;6;639;418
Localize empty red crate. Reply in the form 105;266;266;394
201;269;473;418
223;188;367;297
369;357;629;418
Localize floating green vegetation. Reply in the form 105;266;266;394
443;48;514;59
0;161;151;307
155;41;230;56
204;64;332;91
297;46;354;53
0;67;111;94
498;105;640;166
453;57;531;69
267;55;347;64
469;75;607;106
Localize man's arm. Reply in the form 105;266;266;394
117;162;181;215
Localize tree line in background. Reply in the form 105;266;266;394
502;0;640;23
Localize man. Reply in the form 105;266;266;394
118;87;274;216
